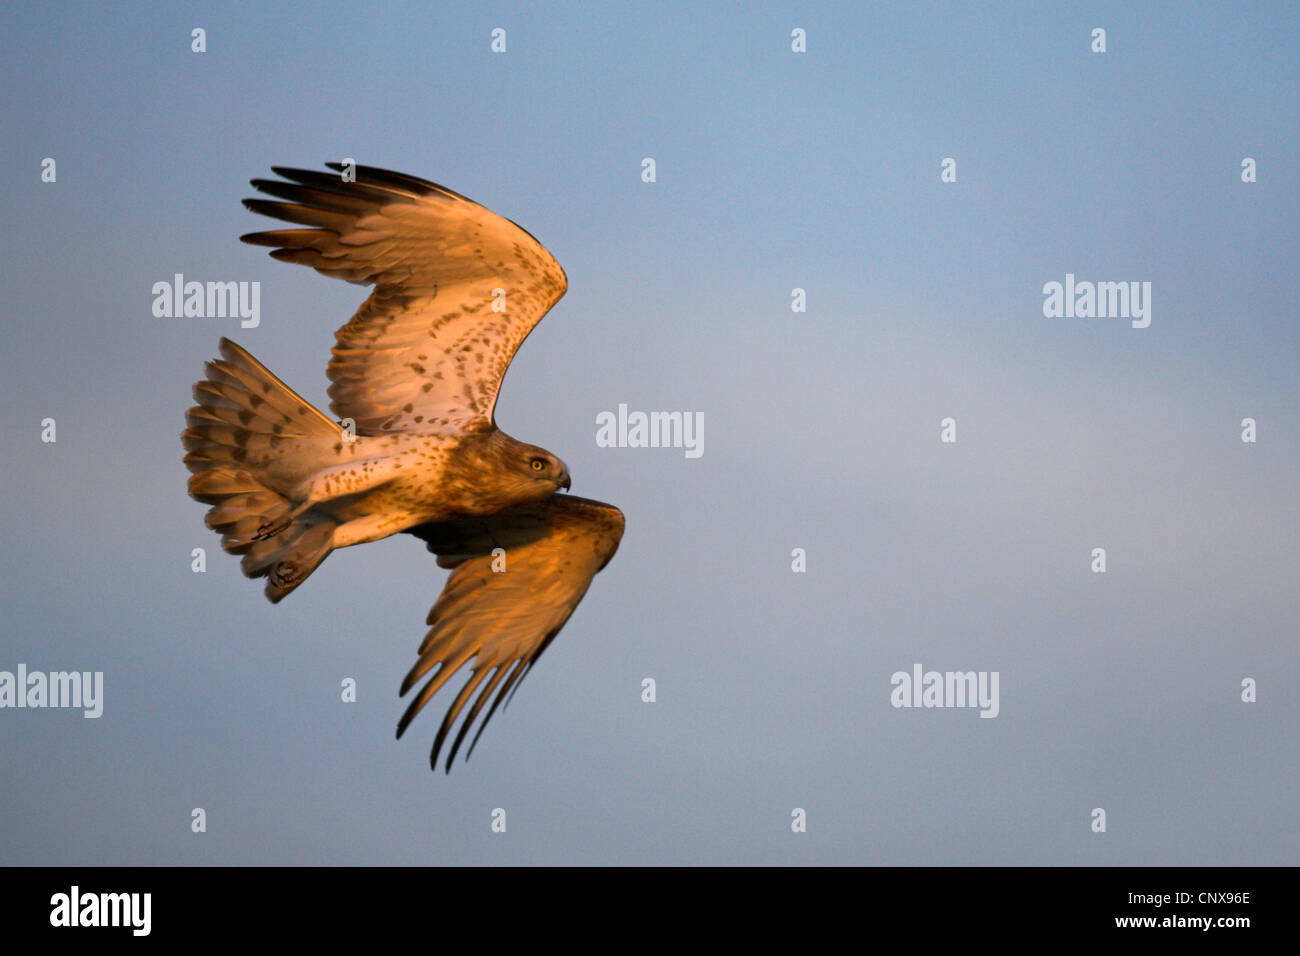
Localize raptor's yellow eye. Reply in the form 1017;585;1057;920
530;458;546;471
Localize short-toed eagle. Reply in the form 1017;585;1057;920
182;164;624;772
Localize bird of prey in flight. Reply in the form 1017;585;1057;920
182;164;624;772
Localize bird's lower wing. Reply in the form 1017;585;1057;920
398;495;625;772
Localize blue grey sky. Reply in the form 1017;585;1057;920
1;1;1296;865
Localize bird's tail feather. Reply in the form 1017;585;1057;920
183;337;340;601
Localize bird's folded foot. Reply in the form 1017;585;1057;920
254;517;292;541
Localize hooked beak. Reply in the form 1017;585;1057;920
560;473;571;492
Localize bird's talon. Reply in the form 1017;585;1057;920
270;561;299;587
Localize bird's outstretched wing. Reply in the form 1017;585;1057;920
241;164;567;435
399;495;625;772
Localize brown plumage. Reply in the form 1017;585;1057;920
182;164;624;771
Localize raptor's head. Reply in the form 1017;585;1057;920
486;432;571;500
456;431;572;513
518;444;571;494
